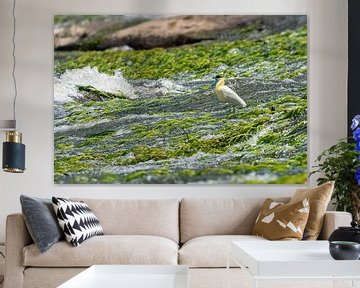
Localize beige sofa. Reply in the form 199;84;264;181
4;198;352;288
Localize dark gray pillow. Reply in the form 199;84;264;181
20;195;64;253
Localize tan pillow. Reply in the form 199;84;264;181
289;181;334;240
252;198;310;240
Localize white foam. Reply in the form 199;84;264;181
54;118;110;133
54;67;136;102
133;78;187;98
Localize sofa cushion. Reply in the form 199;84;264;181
252;198;310;240
24;268;86;288
23;235;178;267
72;198;179;243
179;235;267;268
20;195;64;253
290;181;334;240
52;197;104;247
180;198;289;243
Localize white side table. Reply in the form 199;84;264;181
58;265;189;288
228;240;360;288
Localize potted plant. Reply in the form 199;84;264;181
310;115;360;222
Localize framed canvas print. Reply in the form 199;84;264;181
54;15;307;184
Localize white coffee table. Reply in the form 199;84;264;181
58;265;189;288
228;241;360;288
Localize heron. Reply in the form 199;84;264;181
211;75;246;112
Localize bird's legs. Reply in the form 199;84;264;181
230;105;237;114
225;105;236;118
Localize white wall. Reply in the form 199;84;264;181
0;0;348;242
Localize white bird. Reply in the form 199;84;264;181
211;76;246;111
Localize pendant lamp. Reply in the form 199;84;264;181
1;0;26;173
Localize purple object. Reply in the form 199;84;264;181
351;115;360;130
353;128;360;142
356;167;360;186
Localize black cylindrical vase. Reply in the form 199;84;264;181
2;131;25;173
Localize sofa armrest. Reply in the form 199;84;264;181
4;213;32;288
318;211;352;240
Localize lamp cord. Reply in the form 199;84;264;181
0;251;4;284
11;0;17;129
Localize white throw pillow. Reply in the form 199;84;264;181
52;197;103;247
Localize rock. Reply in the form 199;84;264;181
54;20;122;50
54;15;307;51
103;15;255;50
54;25;88;50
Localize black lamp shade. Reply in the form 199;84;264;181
3;141;25;173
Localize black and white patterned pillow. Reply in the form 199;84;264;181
52;197;104;247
